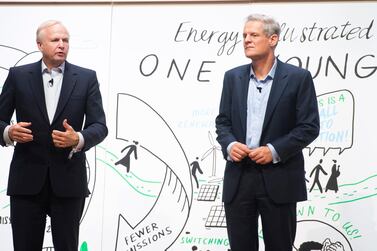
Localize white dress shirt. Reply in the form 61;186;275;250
3;60;84;155
42;61;64;123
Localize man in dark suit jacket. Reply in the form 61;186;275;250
0;20;107;251
215;14;319;251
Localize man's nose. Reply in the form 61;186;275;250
244;34;252;42
58;39;65;47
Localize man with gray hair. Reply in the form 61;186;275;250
215;14;319;250
0;20;107;251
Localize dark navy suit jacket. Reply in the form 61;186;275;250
216;59;320;204
0;60;108;198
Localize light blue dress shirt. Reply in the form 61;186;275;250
227;58;281;163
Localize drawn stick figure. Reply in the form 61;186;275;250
190;157;203;189
309;159;328;193
325;160;340;193
115;141;138;172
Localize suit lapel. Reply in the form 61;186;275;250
239;64;251;136
52;62;77;124
29;61;50;124
262;60;288;131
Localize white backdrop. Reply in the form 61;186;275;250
1;2;376;250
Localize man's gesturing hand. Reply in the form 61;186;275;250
9;122;33;143
52;119;79;148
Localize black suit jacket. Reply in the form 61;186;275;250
0;60;108;197
216;59;320;204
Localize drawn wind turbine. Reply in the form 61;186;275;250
201;131;222;177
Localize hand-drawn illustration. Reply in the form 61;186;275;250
297;238;345;251
308;171;377;206
197;184;219;202
115;140;139;173
190;157;203;189
309;159;328;193
325;160;341;193
307;90;355;156
205;205;226;228
102;93;193;250
294;220;352;251
201;131;221;177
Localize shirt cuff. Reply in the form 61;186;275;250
226;141;237;161
3;125;14;146
68;132;84;159
75;132;84;151
267;143;281;164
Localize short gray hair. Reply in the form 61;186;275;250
36;20;69;42
246;14;281;37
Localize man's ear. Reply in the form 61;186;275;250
269;34;279;47
36;41;43;51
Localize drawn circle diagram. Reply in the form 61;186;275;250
294;219;353;251
96;93;193;250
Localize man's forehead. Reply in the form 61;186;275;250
243;22;264;32
44;25;69;37
244;20;264;28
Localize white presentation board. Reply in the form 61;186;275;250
1;2;376;250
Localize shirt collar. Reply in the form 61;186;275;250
250;58;277;82
41;60;65;74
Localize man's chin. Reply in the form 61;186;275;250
245;54;257;60
53;58;66;65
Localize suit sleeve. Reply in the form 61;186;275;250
271;70;320;162
215;71;237;159
0;68;16;146
80;72;108;151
